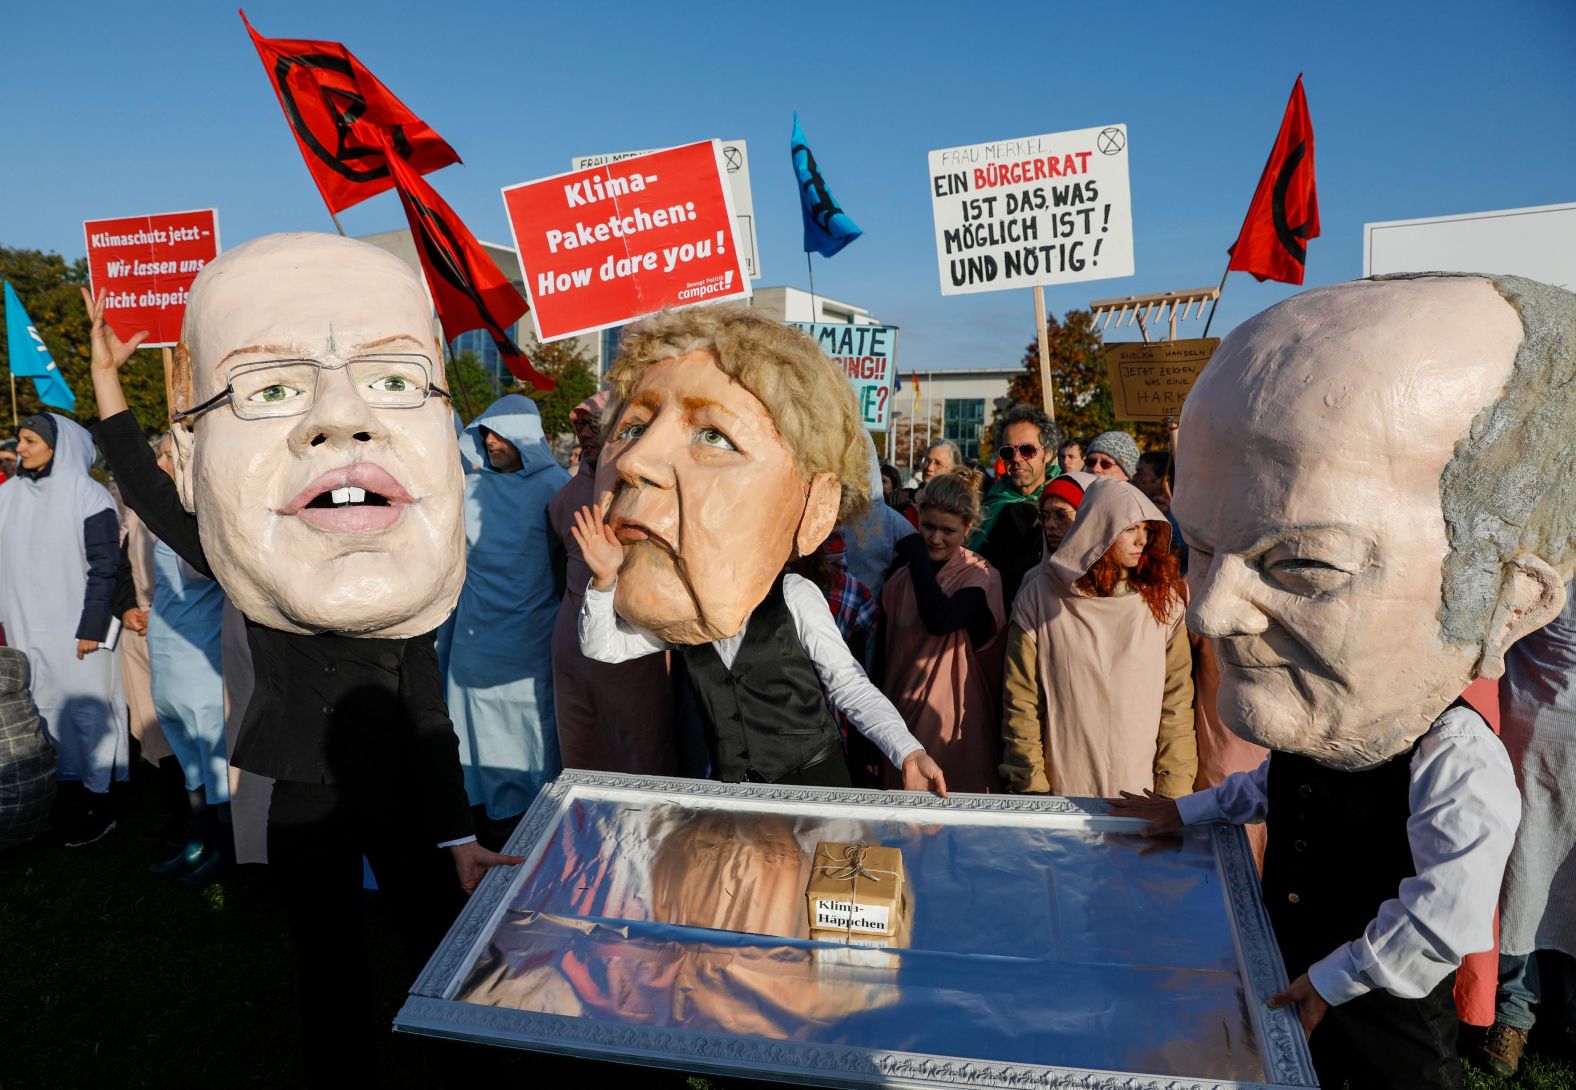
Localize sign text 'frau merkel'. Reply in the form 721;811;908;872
928;125;1132;296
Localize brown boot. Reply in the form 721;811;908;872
1478;1021;1529;1078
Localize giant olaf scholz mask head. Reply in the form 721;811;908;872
1173;274;1576;770
168;232;465;637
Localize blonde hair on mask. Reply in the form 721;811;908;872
918;466;985;527
605;305;872;522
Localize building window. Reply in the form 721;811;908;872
449;329;502;378
943;398;985;455
600;325;625;374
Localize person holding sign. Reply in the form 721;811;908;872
82;234;519;1086
572;306;945;795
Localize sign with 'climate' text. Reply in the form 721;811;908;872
504;140;750;342
84;209;221;347
791;322;899;430
928;124;1133;296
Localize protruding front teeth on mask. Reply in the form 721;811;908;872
329;486;368;505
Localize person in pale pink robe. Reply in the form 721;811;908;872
118;506;170;765
1000;478;1197;798
879;469;1005;793
547;391;677;774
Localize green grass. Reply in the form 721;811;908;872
4;765;1572;1089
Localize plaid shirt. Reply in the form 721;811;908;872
819;531;876;642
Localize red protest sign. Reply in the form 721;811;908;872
502;140;750;342
84;209;221;348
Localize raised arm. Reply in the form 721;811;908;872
82;288;209;576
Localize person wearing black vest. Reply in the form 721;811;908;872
579;545;940;791
1120;702;1518;1088
566;306;947;795
82;240;521;1088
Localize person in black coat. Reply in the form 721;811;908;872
81;234;519;1086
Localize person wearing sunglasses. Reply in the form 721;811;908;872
83;233;520;1085
1084;430;1139;480
967;404;1060;606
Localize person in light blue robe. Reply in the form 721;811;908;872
147;534;230;880
443;395;569;844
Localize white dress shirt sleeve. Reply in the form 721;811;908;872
1306;707;1520;1006
437;835;478;849
1175;757;1271;826
781;574;923;770
577;578;668;663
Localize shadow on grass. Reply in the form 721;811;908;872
0;765;725;1090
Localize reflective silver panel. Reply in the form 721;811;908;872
398;773;1316;1089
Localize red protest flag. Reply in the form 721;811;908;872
384;148;552;392
1226;75;1320;285
241;10;460;215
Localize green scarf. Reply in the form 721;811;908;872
967;469;1055;549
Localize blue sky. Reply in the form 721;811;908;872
3;0;1572;372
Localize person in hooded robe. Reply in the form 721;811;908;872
999;477;1197;797
546;390;678;776
0;413;126;844
443;395;570;847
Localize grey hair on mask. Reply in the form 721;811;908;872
1374;273;1576;644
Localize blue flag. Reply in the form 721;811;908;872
5;282;76;412
791;114;862;258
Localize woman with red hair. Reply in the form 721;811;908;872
1000;478;1197;797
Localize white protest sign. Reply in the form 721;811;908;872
790;323;898;430
573;140;760;279
927;124;1133;296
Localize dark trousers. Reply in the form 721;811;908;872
1308;972;1460;1090
267;780;465;1089
770;751;852;788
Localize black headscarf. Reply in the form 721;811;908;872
17;413;58;481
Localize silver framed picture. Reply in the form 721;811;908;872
397;771;1317;1089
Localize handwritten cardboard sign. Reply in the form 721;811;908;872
928;125;1133;296
84;209;221;347
503;140;750;342
1104;338;1218;422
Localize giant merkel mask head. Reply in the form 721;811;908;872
594;306;873;644
168;232;465;637
1173;274;1576;770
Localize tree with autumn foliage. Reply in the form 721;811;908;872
2;246;169;434
995;308;1169;452
445;336;597;441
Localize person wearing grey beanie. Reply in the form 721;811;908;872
1085;430;1139;480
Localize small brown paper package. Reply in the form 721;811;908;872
805;841;908;938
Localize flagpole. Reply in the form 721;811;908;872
805;254;818;320
8;372;16;430
1202;263;1232;338
161;348;176;425
329;210;347;237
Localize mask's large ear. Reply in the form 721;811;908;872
795;472;841;556
1477;555;1567;678
168;342;199;513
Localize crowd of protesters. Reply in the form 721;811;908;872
1;389;1572;1084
